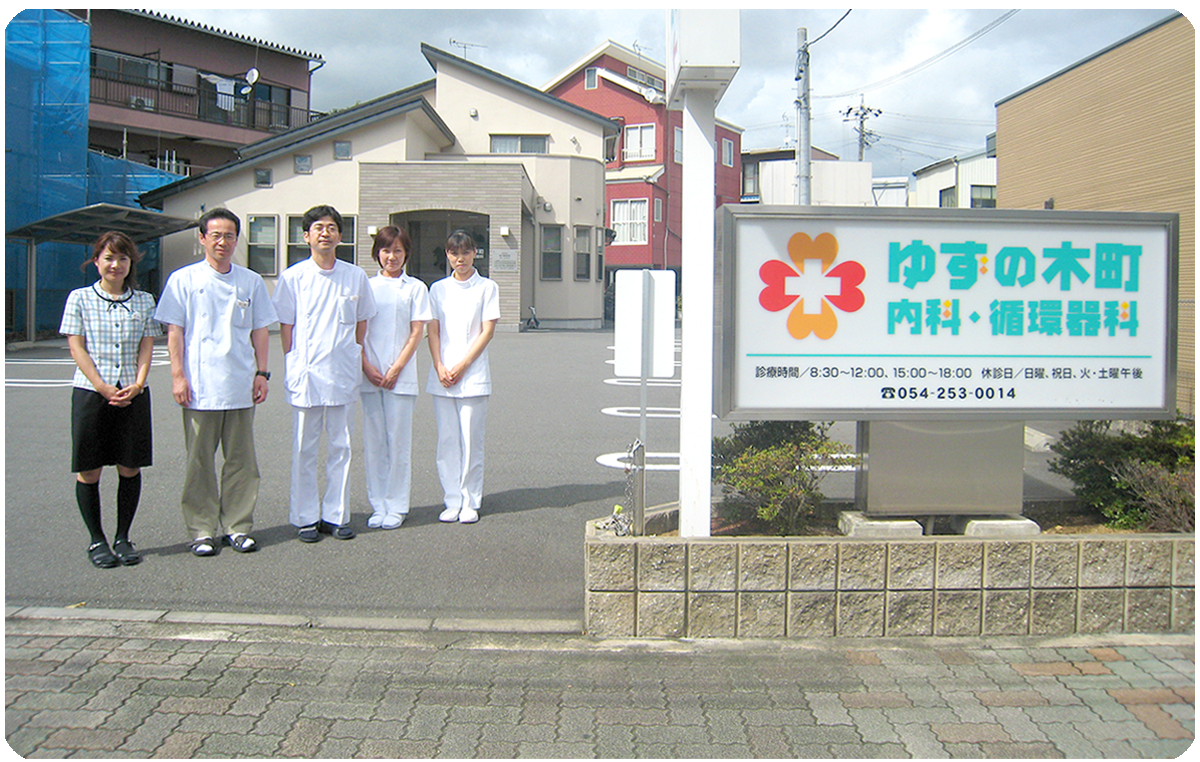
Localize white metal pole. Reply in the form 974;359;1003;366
678;87;716;538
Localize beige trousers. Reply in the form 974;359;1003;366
180;407;259;540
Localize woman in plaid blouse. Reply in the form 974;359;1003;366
59;231;162;569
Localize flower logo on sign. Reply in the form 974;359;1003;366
758;232;865;339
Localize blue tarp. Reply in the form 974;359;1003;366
5;10;181;334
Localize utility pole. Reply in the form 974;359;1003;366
843;95;882;161
794;28;811;205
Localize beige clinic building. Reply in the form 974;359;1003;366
141;44;620;331
995;12;1194;415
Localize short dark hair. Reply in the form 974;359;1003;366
302;205;343;233
198;207;241;236
446;229;477;253
371;226;413;267
87;231;143;290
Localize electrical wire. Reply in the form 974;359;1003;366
816;9;1020;98
809;9;851;47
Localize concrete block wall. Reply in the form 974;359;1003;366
584;530;1195;639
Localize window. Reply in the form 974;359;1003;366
247;216;277;275
287;215;357;265
541;225;563;280
722;138;734;167
971;185;997;209
253;82;291;130
585;67;598;90
91;49;169;88
287;216;309;267
939;187;958;208
294;155;312;174
674;127;683;163
491;135;548;154
604;134;618;163
743;162;759;196
336;217;357;263
333;141;352;160
654;198;663;223
596;231;605;281
254;168;272;188
574;226;591;281
611;199;648;245
626;66;665;92
623;124;655;162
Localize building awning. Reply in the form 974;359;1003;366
5;203;196;246
6;203;197;342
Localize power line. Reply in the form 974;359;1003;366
817;9;1020;99
808;9;851;47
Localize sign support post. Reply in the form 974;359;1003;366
668;9;740;538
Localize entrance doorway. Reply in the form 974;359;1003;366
393;211;489;288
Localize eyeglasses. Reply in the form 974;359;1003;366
204;232;238;243
309;224;340;234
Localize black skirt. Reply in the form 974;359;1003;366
71;386;153;472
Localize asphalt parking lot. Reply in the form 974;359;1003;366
5;328;1075;627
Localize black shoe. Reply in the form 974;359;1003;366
112;538;142;566
88;541;118;569
317;520;355;540
191;537;218;557
298;524;321;543
223;533;257;553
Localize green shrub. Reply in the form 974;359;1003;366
1048;417;1195;529
713;421;855;536
1112;459;1195;533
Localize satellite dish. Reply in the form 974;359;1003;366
245;67;259;85
240;85;253;95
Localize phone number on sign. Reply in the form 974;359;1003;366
880;386;1016;400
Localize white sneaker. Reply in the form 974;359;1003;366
382;514;405;529
367;514;385;528
439;506;460;522
458;507;479;524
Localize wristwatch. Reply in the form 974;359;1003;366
255;370;271;380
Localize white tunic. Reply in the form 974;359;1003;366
155;261;277;410
426;271;501;398
360;273;432;396
273;258;376;408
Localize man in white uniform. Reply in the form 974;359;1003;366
427;230;500;524
155;208;277;556
273;205;376;542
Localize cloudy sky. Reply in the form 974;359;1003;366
160;7;1177;178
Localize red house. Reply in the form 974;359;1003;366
544;41;741;283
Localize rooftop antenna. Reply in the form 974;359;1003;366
449;38;487;59
631;40;653;62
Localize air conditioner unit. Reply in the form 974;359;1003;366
129;96;155;110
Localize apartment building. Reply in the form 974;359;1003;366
995;12;1194;415
543;41;742;282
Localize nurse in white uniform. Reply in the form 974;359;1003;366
426;230;500;524
360;226;431;529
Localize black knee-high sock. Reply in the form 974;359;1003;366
76;481;105;545
116;473;141;542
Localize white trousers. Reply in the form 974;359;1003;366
360;391;415;519
290;404;353;527
433;395;488;512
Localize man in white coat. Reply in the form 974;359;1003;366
155;208;277;557
272;205;376;542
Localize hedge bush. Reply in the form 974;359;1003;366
1048;417;1195;530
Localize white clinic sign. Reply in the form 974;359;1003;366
718;205;1179;420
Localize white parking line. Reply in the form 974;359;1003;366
596;451;681;471
601;406;680;419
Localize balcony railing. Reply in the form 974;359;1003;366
89;70;321;134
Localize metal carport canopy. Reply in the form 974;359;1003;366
5;203;197;341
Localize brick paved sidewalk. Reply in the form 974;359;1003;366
6;610;1194;758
